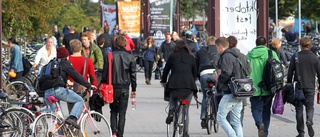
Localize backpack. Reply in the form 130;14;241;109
258;50;284;94
37;58;64;95
22;56;32;76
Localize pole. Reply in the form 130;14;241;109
275;0;278;35
298;0;301;40
169;0;174;33
0;0;2;88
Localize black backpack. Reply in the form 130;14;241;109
37;59;64;95
258;50;284;94
22;56;32;76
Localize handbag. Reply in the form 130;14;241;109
272;90;284;114
73;57;87;94
99;52;114;103
229;58;256;98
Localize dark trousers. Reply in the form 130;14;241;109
143;60;154;80
109;89;129;137
295;89;315;135
250;95;274;137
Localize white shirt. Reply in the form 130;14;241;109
273;26;283;39
34;45;57;71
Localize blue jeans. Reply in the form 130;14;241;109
199;73;215;119
45;87;84;119
217;94;243;137
250;95;273;137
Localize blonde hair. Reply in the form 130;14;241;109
271;38;281;51
70;39;83;52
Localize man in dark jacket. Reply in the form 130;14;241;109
185;31;198;56
108;36;137;137
159;32;176;69
195;36;220;127
41;47;94;129
62;26;81;54
214;37;244;137
99;26;115;52
287;37;320;137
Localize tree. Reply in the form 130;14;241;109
180;0;207;20
269;0;297;20
2;0;64;38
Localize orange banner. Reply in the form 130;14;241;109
118;1;141;38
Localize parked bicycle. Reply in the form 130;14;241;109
203;79;219;134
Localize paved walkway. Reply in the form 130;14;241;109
64;73;320;137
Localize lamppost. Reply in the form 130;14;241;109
0;0;2;87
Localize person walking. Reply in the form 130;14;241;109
287;37;320;137
247;36;280;137
161;40;197;137
7;38;24;82
32;37;57;71
109;36;137;137
141;36;157;85
62;26;81;54
159;32;176;69
214;37;244;137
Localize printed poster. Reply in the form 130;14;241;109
118;1;141;38
220;0;257;54
101;4;117;34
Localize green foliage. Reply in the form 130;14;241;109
180;0;207;20
299;0;320;20
269;0;297;20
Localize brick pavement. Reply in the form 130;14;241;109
62;73;320;137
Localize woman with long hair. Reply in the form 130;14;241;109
141;36;157;85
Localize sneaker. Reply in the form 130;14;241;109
201;119;206;129
258;124;264;137
306;121;314;137
166;115;173;124
296;133;304;137
65;116;80;129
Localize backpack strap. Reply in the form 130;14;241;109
268;49;273;60
294;52;301;84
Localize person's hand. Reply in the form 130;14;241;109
161;59;165;62
90;85;97;90
131;92;136;98
214;75;219;82
32;64;37;69
160;82;166;87
10;69;14;73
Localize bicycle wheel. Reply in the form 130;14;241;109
212;95;219;133
32;113;71;137
173;106;185;137
166;116;174;137
81;111;112;137
206;97;213;134
0;111;24;137
5;107;36;136
5;81;29;101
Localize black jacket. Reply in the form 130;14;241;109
108;49;137;91
41;59;91;90
196;45;220;76
159;41;176;61
287;50;320;89
99;46;108;83
141;44;157;61
218;49;245;94
186;39;197;56
230;47;251;75
161;49;197;97
100;33;115;51
62;33;81;54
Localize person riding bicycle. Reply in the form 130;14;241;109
40;47;96;129
161;40;197;137
195;36;220;128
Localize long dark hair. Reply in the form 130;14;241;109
8;37;18;45
173;40;191;54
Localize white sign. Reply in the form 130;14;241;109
101;4;117;35
220;0;257;54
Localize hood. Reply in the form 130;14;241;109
247;45;269;59
222;48;238;58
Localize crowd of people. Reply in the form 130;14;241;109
5;22;320;137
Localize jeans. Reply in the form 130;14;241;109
143;60;154;80
45;87;84;119
162;61;166;70
169;92;193;134
199;73;215;119
295;89;315;135
109;89;129;137
217;94;243;137
250;95;273;137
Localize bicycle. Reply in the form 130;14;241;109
31;89;112;137
203;79;219;134
166;97;190;137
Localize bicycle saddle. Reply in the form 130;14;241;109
47;96;59;104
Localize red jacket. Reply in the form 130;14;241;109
124;35;135;51
68;56;98;87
